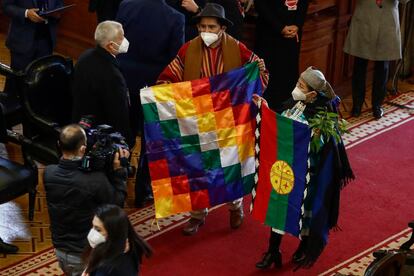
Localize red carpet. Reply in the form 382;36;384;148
142;118;414;275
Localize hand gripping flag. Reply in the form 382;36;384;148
251;101;311;237
141;63;263;218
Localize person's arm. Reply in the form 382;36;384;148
92;150;129;207
253;0;285;34
239;42;269;89
107;149;130;207
157;42;189;84
2;0;26;20
168;13;185;61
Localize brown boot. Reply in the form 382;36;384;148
182;218;205;236
230;208;244;229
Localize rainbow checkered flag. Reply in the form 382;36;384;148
141;63;263;218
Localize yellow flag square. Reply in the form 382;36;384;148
153;84;174;102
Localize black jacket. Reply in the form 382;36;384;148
88;0;123;22
89;251;138;276
44;159;127;253
72;46;134;147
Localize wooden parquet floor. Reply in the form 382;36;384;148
0;31;413;270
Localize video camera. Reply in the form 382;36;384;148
78;116;130;173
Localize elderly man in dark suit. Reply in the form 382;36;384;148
116;0;185;207
72;21;133;148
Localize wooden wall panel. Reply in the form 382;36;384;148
55;0;95;58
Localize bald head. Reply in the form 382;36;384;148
59;124;87;154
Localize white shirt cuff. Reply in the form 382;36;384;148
25;9;28;18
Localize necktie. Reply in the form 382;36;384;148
376;0;383;8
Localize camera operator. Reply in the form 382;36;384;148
43;124;129;276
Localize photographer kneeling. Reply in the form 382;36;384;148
43;124;129;276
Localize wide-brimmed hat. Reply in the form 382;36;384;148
300;66;336;99
191;3;233;27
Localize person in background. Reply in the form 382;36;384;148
72;21;134;148
88;0;123;23
115;0;185;208
166;0;206;41
44;124;129;276
166;0;245;41
254;0;309;112
82;204;152;276
158;3;268;236
2;0;63;97
344;0;410;119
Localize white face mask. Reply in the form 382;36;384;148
291;87;307;101
113;37;129;54
200;32;219;47
87;228;106;248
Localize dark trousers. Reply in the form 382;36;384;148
135;133;152;205
352;57;390;109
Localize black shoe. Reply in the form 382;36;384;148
373;106;384;120
135;194;154;208
351;106;361;117
292;241;306;264
0;239;19;254
255;251;282;269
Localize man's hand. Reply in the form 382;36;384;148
27;9;46;23
181;0;199;13
257;58;266;72
281;25;299;39
113;147;130;171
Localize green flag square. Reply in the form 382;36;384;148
201;149;222;170
160;119;181;139
223;163;242;184
181;135;201;155
142;103;159;123
241;174;255;193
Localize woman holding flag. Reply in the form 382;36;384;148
254;67;354;269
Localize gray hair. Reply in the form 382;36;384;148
94;21;123;48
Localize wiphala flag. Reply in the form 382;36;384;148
141;63;263;218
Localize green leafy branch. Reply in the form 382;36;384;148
308;107;349;153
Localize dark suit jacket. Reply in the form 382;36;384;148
2;0;63;54
116;0;184;92
72;47;133;147
166;0;205;41
88;0;123;22
254;0;308;43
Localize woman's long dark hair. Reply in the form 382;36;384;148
84;204;152;273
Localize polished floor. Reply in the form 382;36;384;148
0;32;413;269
